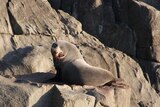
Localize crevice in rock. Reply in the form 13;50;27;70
138;59;160;93
10;35;16;51
0;32;12;35
138;101;145;107
112;0;121;23
6;0;23;35
115;61;120;78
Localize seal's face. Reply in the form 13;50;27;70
51;42;65;60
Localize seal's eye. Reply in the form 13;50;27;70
52;43;58;48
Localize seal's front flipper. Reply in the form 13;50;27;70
15;79;43;88
105;78;129;89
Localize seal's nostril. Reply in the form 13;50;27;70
52;43;58;48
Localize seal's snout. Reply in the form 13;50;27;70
51;42;65;60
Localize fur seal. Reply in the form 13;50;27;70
51;40;127;87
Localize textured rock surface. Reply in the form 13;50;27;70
139;60;160;94
0;75;54;107
8;0;63;36
0;0;13;34
0;76;131;107
0;0;160;107
0;34;55;76
75;0;137;56
128;0;160;62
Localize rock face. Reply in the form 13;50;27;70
0;0;160;107
0;76;131;107
138;0;160;10
0;0;13;34
128;0;160;61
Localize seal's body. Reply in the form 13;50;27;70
51;40;115;86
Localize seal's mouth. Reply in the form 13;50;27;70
57;52;64;58
55;51;65;59
51;44;66;60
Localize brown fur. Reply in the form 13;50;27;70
51;40;117;86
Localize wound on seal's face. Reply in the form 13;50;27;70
57;52;65;58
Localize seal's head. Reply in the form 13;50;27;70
51;42;65;60
51;40;83;62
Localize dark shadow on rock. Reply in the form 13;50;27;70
138;60;160;93
0;61;11;73
33;85;64;107
0;46;33;74
48;0;74;15
51;0;136;57
6;0;23;35
138;101;145;107
139;0;160;10
15;72;56;83
48;0;62;10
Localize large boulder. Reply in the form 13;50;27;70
0;76;131;107
0;34;55;76
0;76;54;107
139;60;160;93
76;0;136;56
128;0;160;62
7;0;63;36
0;0;13;34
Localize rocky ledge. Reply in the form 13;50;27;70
0;0;160;107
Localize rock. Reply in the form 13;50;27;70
15;72;56;83
55;85;96;107
137;0;160;10
77;43;160;107
52;9;160;107
139;60;160;93
101;0;133;55
61;0;75;15
52;0;136;56
7;0;63;36
128;0;160;62
112;0;129;24
0;75;54;107
52;85;131;107
77;0;104;36
58;10;82;36
48;0;61;10
0;34;13;59
100;23;136;56
0;0;13;34
0;75;131;107
0;34;55;76
12;35;54;48
46;0;160;60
